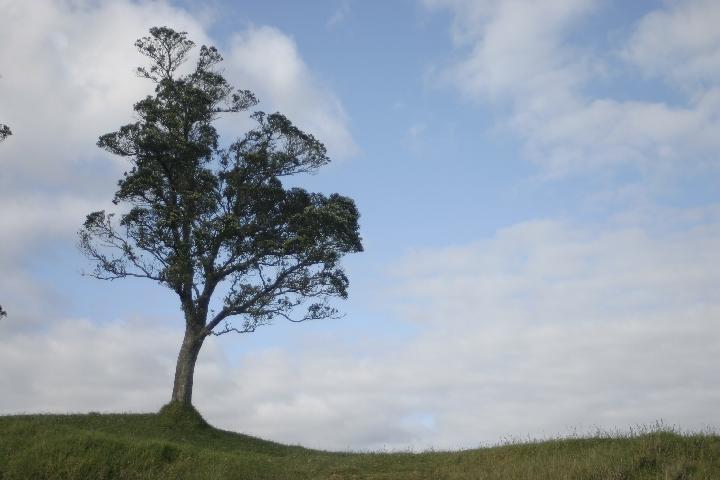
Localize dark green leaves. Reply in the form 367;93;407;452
80;27;363;337
135;27;195;82
0;124;11;142
231;112;330;178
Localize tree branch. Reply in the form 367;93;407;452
202;260;310;336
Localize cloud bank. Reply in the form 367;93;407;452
423;0;720;180
3;207;718;450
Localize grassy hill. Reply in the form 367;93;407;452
1;405;718;479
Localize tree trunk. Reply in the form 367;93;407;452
171;326;204;404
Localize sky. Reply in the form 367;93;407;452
0;0;719;451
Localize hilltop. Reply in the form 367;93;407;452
1;407;718;479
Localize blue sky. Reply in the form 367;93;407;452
1;0;719;450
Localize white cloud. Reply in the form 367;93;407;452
0;0;210;189
423;0;596;101
623;0;720;91
423;0;720;179
0;195;102;256
0;317;179;413
224;26;358;159
519;94;720;177
383;211;720;446
3;208;719;450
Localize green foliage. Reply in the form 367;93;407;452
0;123;10;142
79;27;363;335
1;413;719;479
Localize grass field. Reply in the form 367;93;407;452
1;404;718;479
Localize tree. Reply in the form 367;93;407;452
79;27;363;406
1;123;9;318
0;124;10;142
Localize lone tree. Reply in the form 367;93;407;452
1;123;9;317
80;27;362;407
0;124;10;142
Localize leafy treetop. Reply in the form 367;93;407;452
79;27;363;339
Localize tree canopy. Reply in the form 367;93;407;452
79;27;363;405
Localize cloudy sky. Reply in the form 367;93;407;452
1;0;719;451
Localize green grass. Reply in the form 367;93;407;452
1;405;718;479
